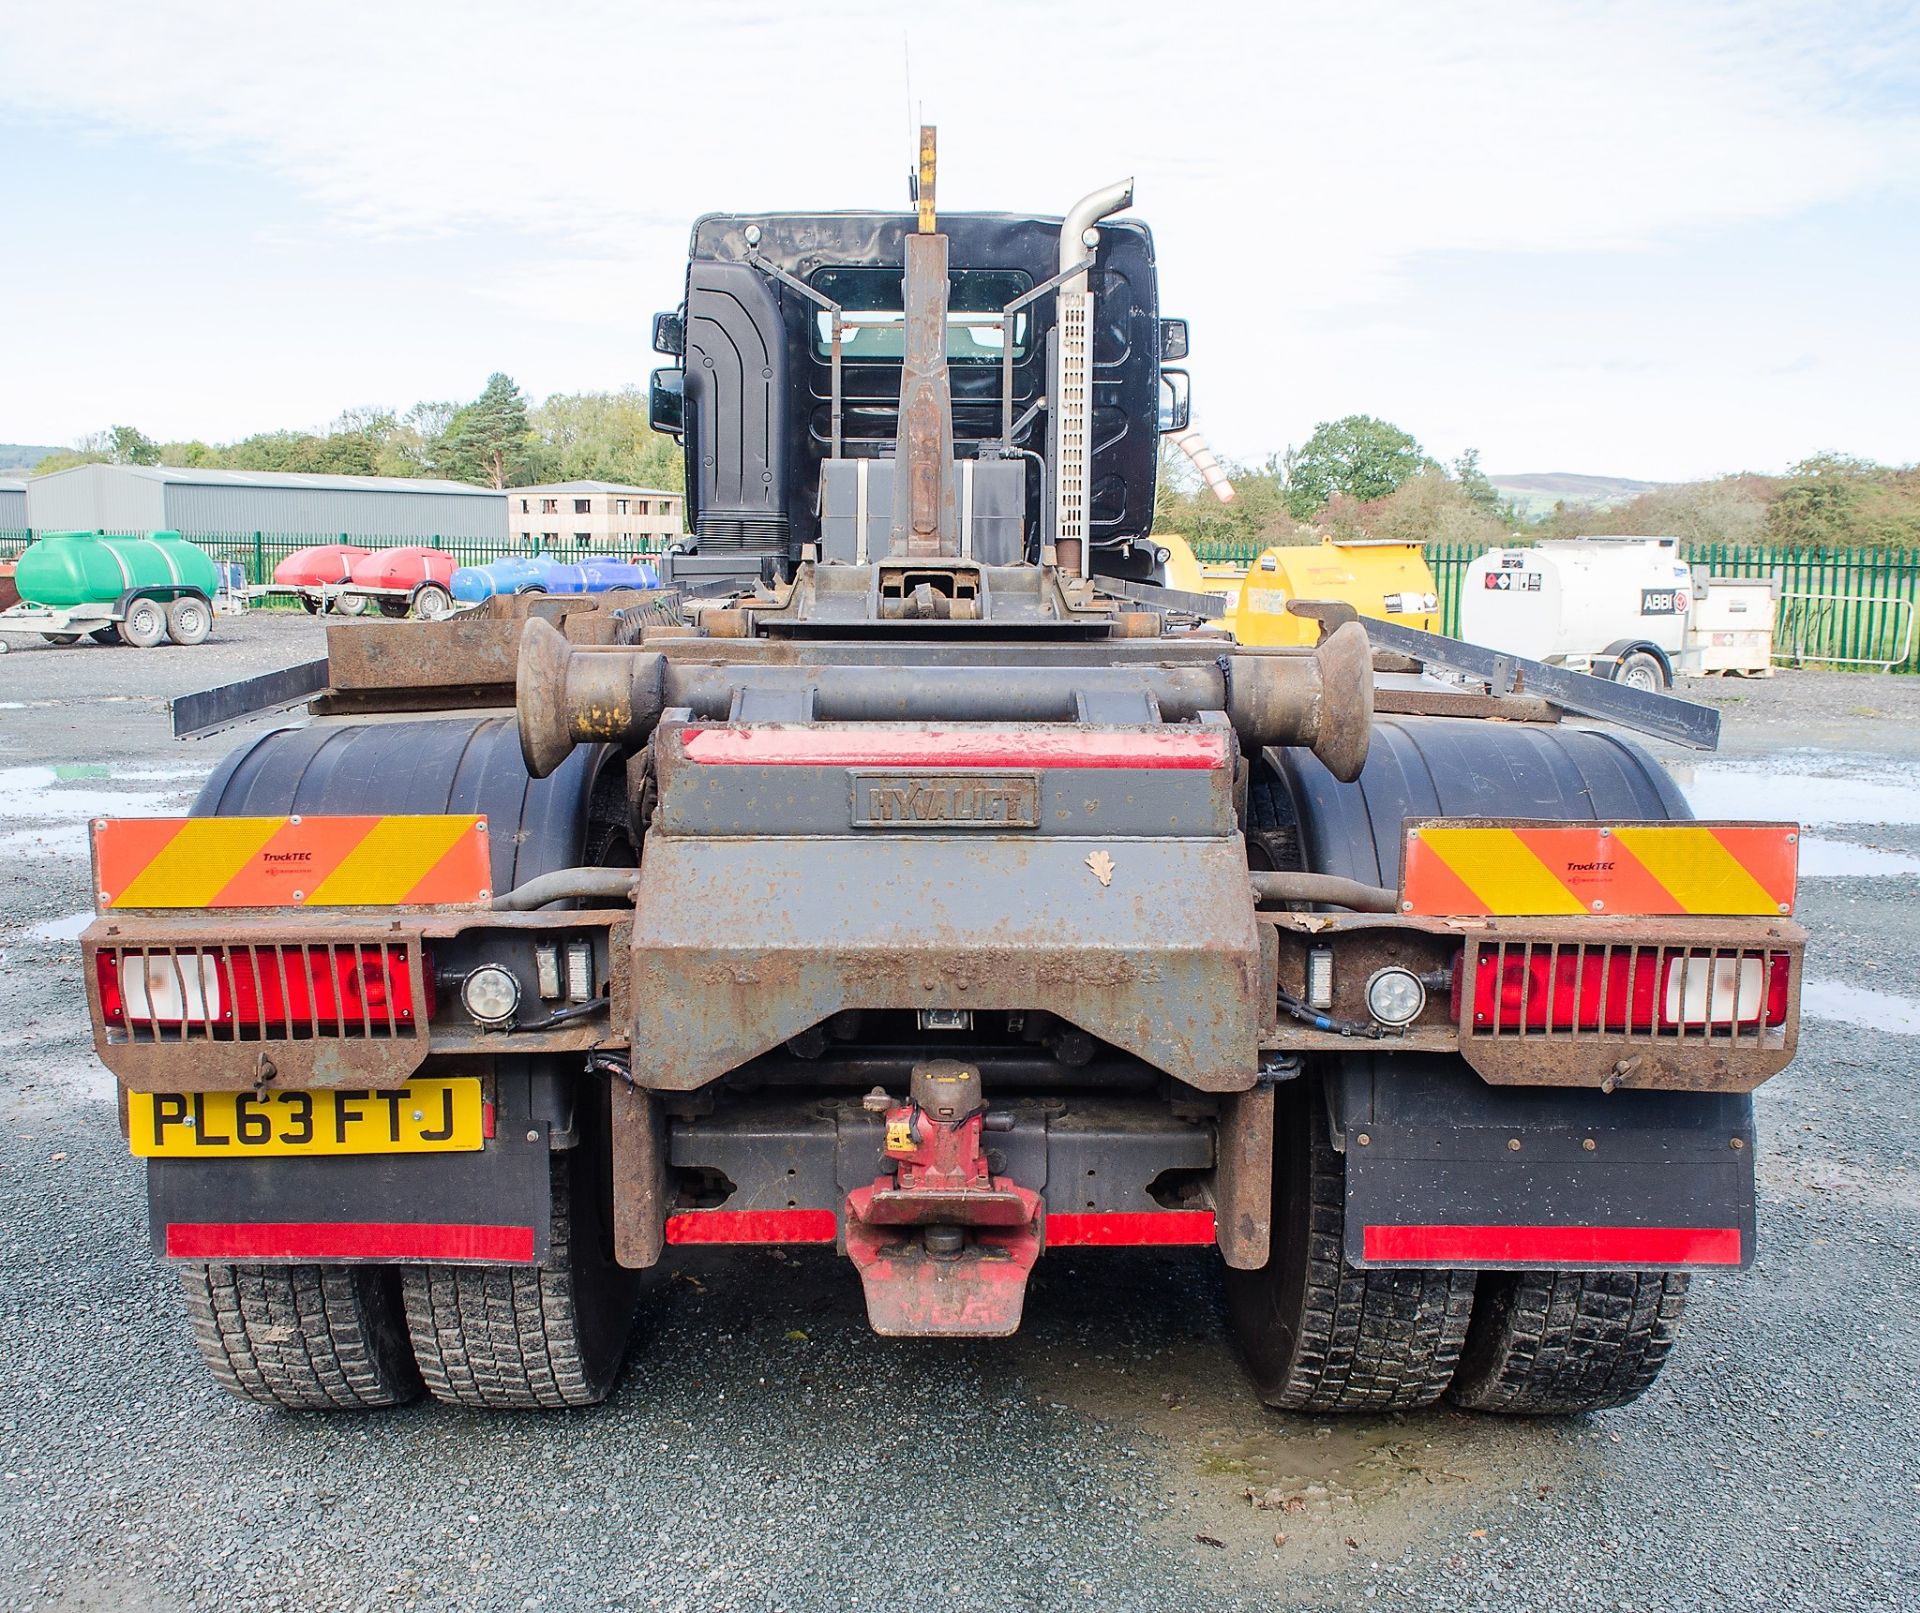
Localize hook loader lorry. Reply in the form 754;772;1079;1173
81;138;1803;1415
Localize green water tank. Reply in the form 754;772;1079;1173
14;530;220;608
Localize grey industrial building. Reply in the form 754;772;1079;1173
0;479;25;537
25;464;507;541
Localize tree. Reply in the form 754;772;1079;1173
1283;415;1426;519
446;373;535;489
1451;448;1502;516
529;387;682;492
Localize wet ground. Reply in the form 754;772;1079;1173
1;627;1918;1610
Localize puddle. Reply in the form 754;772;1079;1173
24;911;91;941
1799;978;1920;1036
0;763;200;827
1797;838;1920;878
1196;1420;1479;1500
1667;760;1920;827
1667;759;1920;879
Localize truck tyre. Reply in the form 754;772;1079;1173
377;598;411;618
411;583;454;621
1613;650;1667;692
40;632;82;646
1224;1076;1474;1412
1448;1271;1689;1414
299;592;323;615
180;1263;421;1409
121;596;168;649
166;595;213;646
400;1150;637;1409
332;591;369;616
89;624;122;645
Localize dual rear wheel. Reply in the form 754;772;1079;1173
1224;1073;1690;1416
179;1150;639;1412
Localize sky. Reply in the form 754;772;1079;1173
3;0;1918;482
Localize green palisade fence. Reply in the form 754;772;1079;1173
1192;536;1920;673
11;527;1920;670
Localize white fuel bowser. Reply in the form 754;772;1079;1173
1460;537;1693;691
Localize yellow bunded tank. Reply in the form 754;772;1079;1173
1160;535;1440;647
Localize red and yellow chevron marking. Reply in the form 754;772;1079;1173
91;816;492;910
1400;820;1798;917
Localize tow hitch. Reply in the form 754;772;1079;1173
844;1060;1043;1337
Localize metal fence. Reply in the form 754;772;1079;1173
11;527;1920;669
1191;536;1920;673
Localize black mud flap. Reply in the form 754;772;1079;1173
146;1062;575;1267
1333;1055;1755;1271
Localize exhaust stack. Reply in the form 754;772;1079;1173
1052;178;1134;576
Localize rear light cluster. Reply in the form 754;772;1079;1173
1458;946;1791;1034
96;945;429;1037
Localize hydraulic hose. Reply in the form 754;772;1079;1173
1248;870;1398;914
492;868;638;911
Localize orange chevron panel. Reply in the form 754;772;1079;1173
1400;820;1798;917
92;816;492;909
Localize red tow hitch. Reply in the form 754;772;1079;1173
844;1059;1043;1338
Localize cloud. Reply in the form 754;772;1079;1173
7;0;1919;471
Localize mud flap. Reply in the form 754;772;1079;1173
1332;1055;1756;1271
146;1062;574;1266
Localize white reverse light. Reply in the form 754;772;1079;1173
1365;966;1426;1028
461;964;521;1027
120;953;223;1025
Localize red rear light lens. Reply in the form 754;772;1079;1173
227;946;421;1030
1463;948;1791;1033
1463;949;1660;1032
96;945;426;1033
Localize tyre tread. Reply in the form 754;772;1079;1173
1448;1270;1688;1414
401;1156;620;1409
1268;1121;1475;1412
179;1263;420;1409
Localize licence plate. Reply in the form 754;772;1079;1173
129;1078;484;1158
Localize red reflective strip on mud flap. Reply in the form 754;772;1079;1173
165;1221;535;1262
664;1209;839;1245
1046;1211;1218;1247
680;727;1228;770
1362;1224;1742;1265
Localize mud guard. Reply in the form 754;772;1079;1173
146;1059;576;1266
1331;1055;1756;1271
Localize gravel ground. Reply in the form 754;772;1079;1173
2;624;1918;1612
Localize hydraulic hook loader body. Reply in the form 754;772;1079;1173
83;150;1804;1414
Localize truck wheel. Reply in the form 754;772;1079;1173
1613;650;1667;692
89;624;122;645
1448;1271;1689;1414
166;595;213;646
121;596;168;648
411;583;454;621
401;1151;637;1409
1224;1077;1474;1412
40;633;82;646
332;592;369;616
298;593;323;615
179;1263;421;1409
376;598;411;619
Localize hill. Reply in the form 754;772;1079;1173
1490;472;1661;519
0;445;59;475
